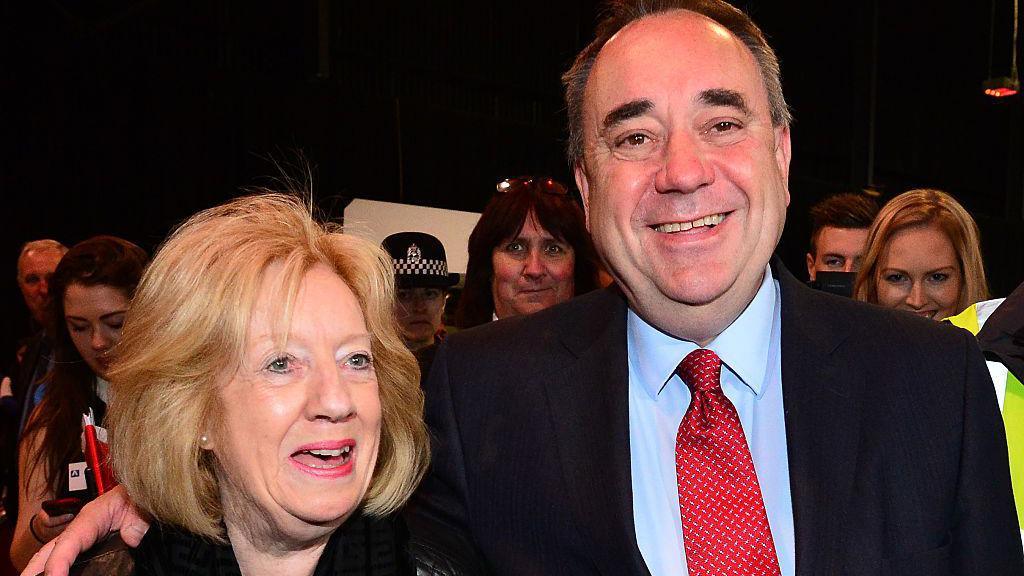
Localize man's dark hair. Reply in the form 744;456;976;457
808;193;880;255
562;0;792;167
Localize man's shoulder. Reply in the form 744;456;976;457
792;283;984;406
451;287;622;342
780;277;980;400
772;259;957;348
440;287;626;370
783;276;969;346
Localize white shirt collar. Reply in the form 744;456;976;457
95;376;110;404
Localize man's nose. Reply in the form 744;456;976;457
842;261;856;273
39;278;49;298
655;133;715;193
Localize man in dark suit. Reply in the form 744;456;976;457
3;240;65;527
404;0;1023;574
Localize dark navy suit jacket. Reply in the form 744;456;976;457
405;261;1023;575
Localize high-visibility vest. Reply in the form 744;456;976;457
948;301;1024;534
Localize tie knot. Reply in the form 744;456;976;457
677;348;722;393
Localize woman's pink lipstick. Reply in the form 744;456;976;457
289;440;355;478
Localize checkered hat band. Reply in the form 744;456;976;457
392;258;449;276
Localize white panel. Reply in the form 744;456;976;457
342;199;481;276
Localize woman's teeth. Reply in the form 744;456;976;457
293;446;353;468
307;447;350;458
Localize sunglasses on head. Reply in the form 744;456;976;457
495;176;569;197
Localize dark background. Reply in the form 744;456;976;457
3;0;1023;358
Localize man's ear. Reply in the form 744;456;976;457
574;162;592;229
775;125;792;206
806;252;816;281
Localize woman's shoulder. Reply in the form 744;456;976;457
133;516;413;576
321;513;411;575
336;512;469;576
64;515;465;576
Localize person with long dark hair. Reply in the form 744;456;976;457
455;176;601;328
10;236;147;570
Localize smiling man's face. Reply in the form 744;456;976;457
575;10;791;342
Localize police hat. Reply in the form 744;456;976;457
381;232;460;289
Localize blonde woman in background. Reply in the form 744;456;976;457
854;188;988;321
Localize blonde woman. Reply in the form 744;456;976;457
27;193;429;575
854;188;988;320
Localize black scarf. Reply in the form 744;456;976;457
131;513;411;576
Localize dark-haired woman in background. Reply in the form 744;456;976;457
455;177;602;329
10;236;147;570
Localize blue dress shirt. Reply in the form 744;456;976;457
628;267;794;576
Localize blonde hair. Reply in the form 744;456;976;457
106;193;428;541
853;188;989;313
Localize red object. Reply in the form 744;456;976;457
83;414;116;495
985;87;1019;97
41;496;85;516
675;349;780;575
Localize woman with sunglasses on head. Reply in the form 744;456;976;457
454;176;602;329
10;236;148;571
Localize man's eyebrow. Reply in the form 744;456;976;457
601;99;654;132
698;88;750;115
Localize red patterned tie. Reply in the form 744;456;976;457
675;349;781;575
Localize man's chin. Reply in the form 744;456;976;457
666;290;728;308
650;269;738;307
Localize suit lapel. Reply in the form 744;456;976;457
775;262;865;575
540;267;863;575
543;289;651;576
